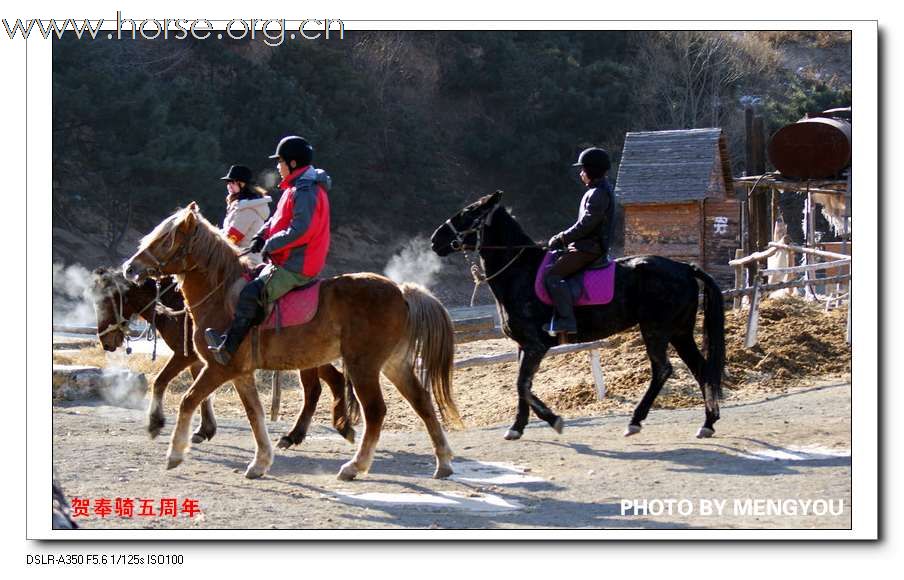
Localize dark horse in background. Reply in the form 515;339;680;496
431;191;726;440
90;267;356;447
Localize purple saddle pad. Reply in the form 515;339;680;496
534;252;616;306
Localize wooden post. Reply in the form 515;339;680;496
270;371;281;422
745;263;762;348
733;248;745;309
745;106;754;174
741;197;749;257
590;350;606;400
753;116;766;175
804;182;818;300
846;286;852;345
844;170;852;345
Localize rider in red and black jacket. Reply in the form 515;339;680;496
205;136;332;365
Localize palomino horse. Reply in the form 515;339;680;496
90;267;355;446
431;191;725;440
123;203;461;479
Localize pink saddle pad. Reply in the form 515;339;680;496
534;252;616;306
262;281;322;330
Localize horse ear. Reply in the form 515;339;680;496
490;190;504;205
180;204;198;228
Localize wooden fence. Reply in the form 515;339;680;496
727;241;851;347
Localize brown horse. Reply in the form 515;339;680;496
90;267;355;446
122;203;461;479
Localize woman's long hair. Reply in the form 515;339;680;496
226;184;268;206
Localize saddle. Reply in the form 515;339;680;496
227;273;322;331
534;251;616;306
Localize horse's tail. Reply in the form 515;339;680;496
691;265;726;412
399;283;463;429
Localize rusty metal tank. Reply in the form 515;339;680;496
767;115;852;180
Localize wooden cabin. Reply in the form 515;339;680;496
615;128;740;288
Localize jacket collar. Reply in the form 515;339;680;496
279;165;311;190
231;196;272;209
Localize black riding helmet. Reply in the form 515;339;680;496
572;147;611;175
220;165;253;183
269;136;314;167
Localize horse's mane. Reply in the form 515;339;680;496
493;206;541;248
139;206;250;286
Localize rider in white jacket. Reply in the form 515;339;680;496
220;165;272;266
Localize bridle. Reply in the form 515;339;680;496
441;204;538;306
133;226;229;357
140;232;198;278
97;279;178;359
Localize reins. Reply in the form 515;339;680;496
442;206;541;306
164;279;227;357
97;279;178;359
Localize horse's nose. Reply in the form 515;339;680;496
122;260;138;282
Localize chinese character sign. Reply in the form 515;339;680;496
713;217;729;235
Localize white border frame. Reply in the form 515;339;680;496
21;16;877;541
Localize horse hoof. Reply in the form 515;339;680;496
504;429;523;441
624;424;642;437
337;463;359;481
147;417;165;439
191;433;206;445
244;465;267;479
276;436;294;449
341;428;357;444
552;417;565;434
696;427;715;439
433;465;454;479
165;455;183;470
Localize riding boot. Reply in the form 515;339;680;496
543;275;578;335
205;280;265;365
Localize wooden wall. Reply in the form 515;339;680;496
619;143;738;290
703;198;741;288
624;202;701;264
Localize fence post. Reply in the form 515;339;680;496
745;263;762;348
590;349;606;400
733;248;745;309
270;371;281;422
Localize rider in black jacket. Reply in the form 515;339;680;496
544;147;615;335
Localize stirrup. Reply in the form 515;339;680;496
543;318;577;336
203;329;233;365
204;328;226;351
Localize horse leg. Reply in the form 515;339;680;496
192;363;218;444
506;348;561;440
383;356;454;478
625;330;673;436
232;373;274;479
337;364;385;481
671;333;719;438
319;363;356;443
146;353;193;439
166;365;229;470
277;369;322;449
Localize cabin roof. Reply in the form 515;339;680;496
615;128;734;204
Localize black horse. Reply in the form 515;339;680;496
431;191;726;440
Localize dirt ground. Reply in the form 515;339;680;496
53;381;851;530
51;296;851;530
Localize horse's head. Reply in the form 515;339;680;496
431;190;503;257
90;267;134;351
123;202;202;284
